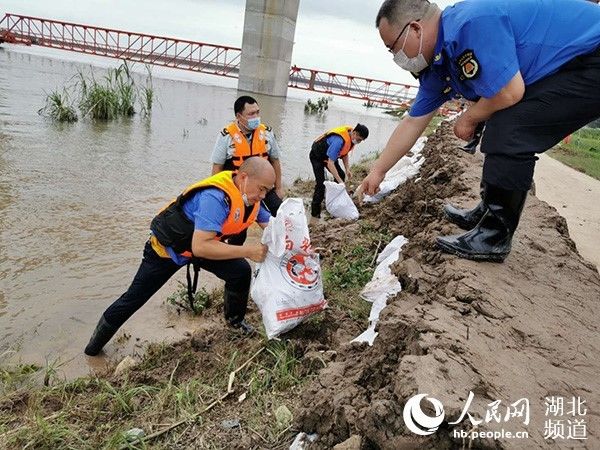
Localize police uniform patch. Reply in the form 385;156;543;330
456;49;480;79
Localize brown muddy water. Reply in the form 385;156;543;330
0;47;399;378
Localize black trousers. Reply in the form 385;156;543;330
226;189;281;246
102;241;251;328
481;47;600;191
310;149;345;218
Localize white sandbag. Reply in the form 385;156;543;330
364;137;427;203
251;198;326;339
351;235;408;346
324;181;359;220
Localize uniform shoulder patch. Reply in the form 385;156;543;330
265;125;272;132
220;127;229;136
456;49;480;80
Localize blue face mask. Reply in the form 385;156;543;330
247;116;261;130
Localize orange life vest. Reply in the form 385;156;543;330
313;125;354;161
224;122;270;169
150;171;259;258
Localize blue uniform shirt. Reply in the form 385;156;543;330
165;188;271;265
325;134;345;161
410;0;600;117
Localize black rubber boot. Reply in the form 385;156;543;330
443;200;487;230
224;289;255;335
436;184;527;262
84;315;119;356
459;122;485;154
443;184;486;230
229;319;256;335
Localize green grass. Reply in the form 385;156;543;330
424;115;443;136
320;222;392;323
548;127;600;180
0;338;304;449
140;65;154;117
0;363;40;394
9;414;87;450
304;96;332;115
383;106;408;118
38;90;78;123
79;63;139;120
248;341;301;394
165;281;219;315
39;61;155;123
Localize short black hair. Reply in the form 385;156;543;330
234;95;257;115
376;0;399;27
376;0;433;27
354;123;369;140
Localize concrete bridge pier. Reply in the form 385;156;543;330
238;0;300;98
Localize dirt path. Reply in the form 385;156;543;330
534;154;600;272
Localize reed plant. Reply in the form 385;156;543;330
40;61;155;122
38;89;78;123
140;65;154;117
304;96;332;115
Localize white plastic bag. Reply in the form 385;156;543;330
364;137;427;203
251;198;326;339
351;235;408;346
324;181;359;220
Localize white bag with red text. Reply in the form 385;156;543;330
324;181;359;220
251;198;326;339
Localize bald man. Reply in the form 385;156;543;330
85;158;275;356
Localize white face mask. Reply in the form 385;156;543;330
393;22;429;74
352;139;360;145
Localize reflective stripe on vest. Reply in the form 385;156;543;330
314;125;354;160
226;122;269;168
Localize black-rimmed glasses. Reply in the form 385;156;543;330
387;19;420;53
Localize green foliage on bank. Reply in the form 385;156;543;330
549;127;600;180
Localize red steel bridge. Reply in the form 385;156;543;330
0;13;456;111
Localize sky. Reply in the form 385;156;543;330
0;0;459;85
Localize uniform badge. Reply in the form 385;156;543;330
456;49;480;79
234;208;241;222
234;133;243;144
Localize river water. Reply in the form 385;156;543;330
0;46;399;378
